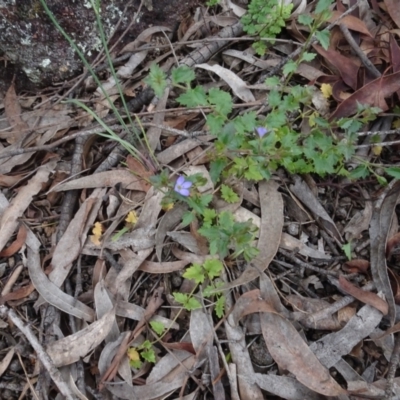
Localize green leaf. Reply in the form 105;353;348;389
144;64;167;97
386;167;400;179
215;295;225;318
183;263;205;284
210;158;227;183
265;109;286;128
199;226;229;258
203;284;215;298
298;14;314;26
173;292;201;311
139;339;153;350
186;193;212;215
265;76;281;87
202;208;217;227
203;259;223;280
220;184;240;203
130;359;142;368
150;321;165;336
177;86;208;107
173;292;188;305
182;212;195;227
207;113;226;135
171;65;195;85
233;112;257;134
208;88;233;116
282;60;298;76
140;340;152;350
315;30;330;50
253;41;267;56
185;297;202;311
342;242;352;261
301;52;317;62
243;246;260;261
219;211;234;231
338;118;362;133
244;164;264;181
315;0;333;15
348;165;369;179
141;348;156;364
268;90;281;107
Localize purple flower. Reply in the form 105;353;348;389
256;126;268;138
174;175;192;197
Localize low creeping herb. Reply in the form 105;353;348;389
173;259;226;318
144;0;399;335
241;0;294;56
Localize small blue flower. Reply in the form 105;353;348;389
174;175;192;197
256;126;268;138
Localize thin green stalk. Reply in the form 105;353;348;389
38;0;150;163
89;0;154;154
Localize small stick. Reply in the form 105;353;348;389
278;248;339;277
339;23;381;79
0;124;123;160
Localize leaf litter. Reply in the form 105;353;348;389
2;1;400;399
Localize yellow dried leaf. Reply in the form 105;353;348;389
393;119;400;129
309;111;318;127
372;145;382;156
162;203;174;212
90;222;103;246
125;211;138;225
320;83;332;99
89;235;102;246
127;347;140;362
92;221;103;237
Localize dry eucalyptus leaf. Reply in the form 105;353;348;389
49;189;106;288
46;308;116;367
196;63;255;102
28;245;95;322
51;169;146;192
310;304;383;368
260;310;345;396
4;82;29;143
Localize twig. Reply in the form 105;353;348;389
142;122;207;138
301;281;375;328
278;248;339;277
94;131;129;173
0;124;123;160
182;21;243;68
339;24;381;78
0;306;75;400
264;0;366;78
356;128;400;137
356;139;400;148
16;352;40;400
